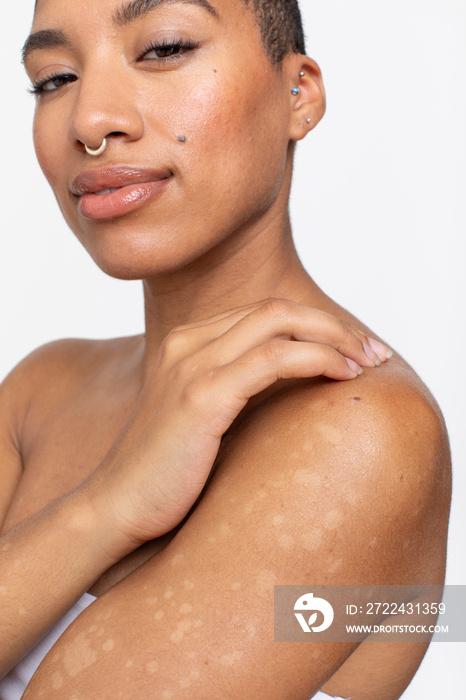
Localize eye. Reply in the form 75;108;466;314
29;73;77;96
139;38;199;63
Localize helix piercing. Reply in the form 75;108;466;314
84;138;107;156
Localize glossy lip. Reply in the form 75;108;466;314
70;165;173;220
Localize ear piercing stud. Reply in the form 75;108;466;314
292;72;306;95
84;138;107;156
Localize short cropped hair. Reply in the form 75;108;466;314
242;0;306;64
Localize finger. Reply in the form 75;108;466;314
352;328;394;362
171;300;267;332
157;302;270;362
214;340;364;407
159;302;270;360
207;299;378;369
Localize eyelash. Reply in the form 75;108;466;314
28;73;77;96
138;37;199;62
28;39;199;96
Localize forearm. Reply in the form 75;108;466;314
0;486;121;679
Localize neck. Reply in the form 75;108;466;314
140;209;326;380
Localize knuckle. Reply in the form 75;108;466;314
179;371;215;411
335;317;357;347
261;339;286;363
159;328;190;359
319;343;339;365
260;298;293;321
337;316;352;335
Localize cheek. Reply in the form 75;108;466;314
33;113;66;190
160;73;290;201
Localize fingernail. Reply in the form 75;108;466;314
367;337;393;360
345;358;364;375
363;342;381;365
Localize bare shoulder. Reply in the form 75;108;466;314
4;335;142;391
217;354;451;584
247;355;449;475
0;336;144;479
3;335;142;417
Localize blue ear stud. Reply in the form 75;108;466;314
291;87;300;96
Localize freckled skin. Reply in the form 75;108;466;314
62;631;98;677
301;529;324;551
102;638;115;651
145;659;158;674
221;650;243;666
51;671;64;689
170;618;192;643
277;532;295;549
170;553;184;566
256;569;278;596
324;509;342;530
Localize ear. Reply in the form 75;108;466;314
283;54;326;141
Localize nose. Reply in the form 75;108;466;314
68;67;145;155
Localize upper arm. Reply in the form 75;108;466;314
0;339;98;532
24;372;451;698
0;367;26;530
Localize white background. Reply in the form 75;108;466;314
1;0;464;696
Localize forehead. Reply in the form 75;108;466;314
26;0;263;67
32;0;242;23
29;0;254;49
25;0;272;75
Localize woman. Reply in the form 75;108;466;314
0;0;451;697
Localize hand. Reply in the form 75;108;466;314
81;299;392;555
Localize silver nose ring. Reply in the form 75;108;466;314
84;138;107;156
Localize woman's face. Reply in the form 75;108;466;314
25;0;298;279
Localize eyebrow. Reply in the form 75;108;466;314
114;0;219;25
22;0;218;66
22;29;70;65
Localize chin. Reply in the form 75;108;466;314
87;248;188;281
80;228;220;281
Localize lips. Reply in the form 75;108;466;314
70;166;173;220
